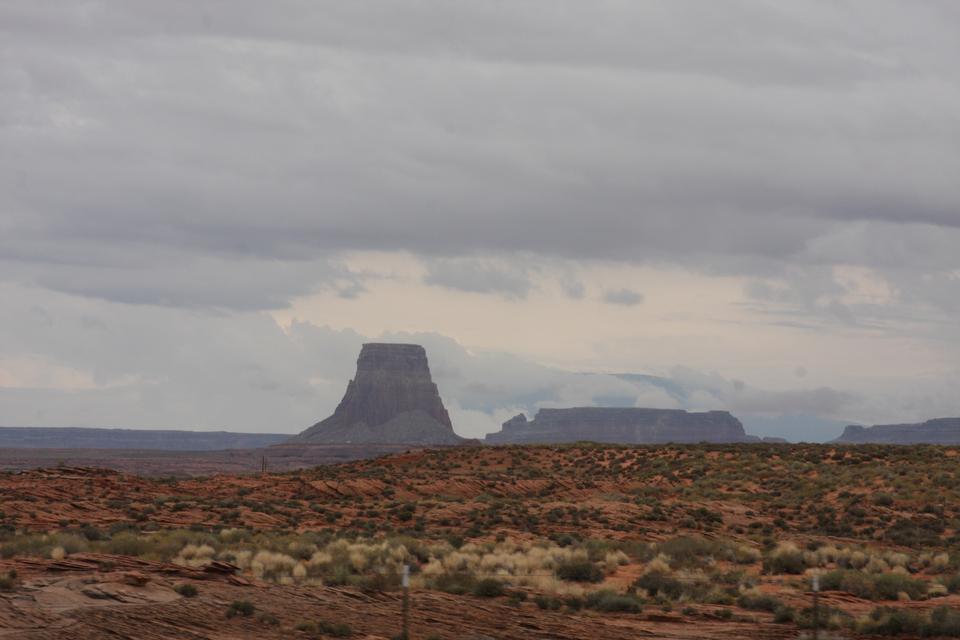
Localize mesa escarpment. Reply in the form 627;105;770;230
833;417;960;444
295;343;466;445
485;407;753;444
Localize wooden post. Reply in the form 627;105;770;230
811;573;820;640
401;564;410;640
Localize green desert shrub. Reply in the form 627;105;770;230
819;570;875;599
857;606;959;636
773;605;796;624
0;570;17;591
555;559;604;583
431;572;477;596
226;600;255;618
633;572;682;600
873;494;895;507
471;578;505;598
947;573;960;593
103;532;152;557
873;573;927;601
763;542;805;575
534;595;563;610
584;590;643;613
317;621;353;637
736;591;784;612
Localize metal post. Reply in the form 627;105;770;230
811;573;820;640
401;564;410;640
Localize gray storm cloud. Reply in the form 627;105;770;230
1;1;958;438
3;1;958;294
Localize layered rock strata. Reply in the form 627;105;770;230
485;407;752;444
295;343;465;445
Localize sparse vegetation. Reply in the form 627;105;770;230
0;569;17;591
226;600;255;618
3;443;960;636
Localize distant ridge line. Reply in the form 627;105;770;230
0;426;289;451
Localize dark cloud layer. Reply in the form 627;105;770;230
423;258;534;299
3;1;959;312
1;2;958;438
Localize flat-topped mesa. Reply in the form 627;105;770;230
485;407;753;445
832;417;960;445
294;343;466;445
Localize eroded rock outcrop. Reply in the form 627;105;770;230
295;343;465;445
485;407;753;445
832;418;960;444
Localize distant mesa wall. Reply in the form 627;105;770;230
484;407;754;445
294;343;467;445
832;418;960;444
0;427;288;451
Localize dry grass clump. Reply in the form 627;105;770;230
174;544;216;568
414;540;617;595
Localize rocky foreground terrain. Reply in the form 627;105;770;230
2;443;960;638
0;444;417;476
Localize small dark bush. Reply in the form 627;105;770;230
873;494;894;507
763;550;805;575
226;600;255;618
472;578;505;598
585;590;643;613
773;605;796;624
947;574;960;594
737;592;783;612
534;595;562;610
432;573;476;595
556;559;604;583
317;620;353;637
174;583;198;598
633;572;683;600
0;571;16;591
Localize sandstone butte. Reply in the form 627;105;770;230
294;343;467;446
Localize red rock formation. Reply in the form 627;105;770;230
295;343;465;445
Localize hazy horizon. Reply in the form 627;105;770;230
2;2;959;441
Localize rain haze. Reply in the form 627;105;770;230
2;1;959;441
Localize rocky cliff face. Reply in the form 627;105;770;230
485;407;752;445
832;418;960;444
295;343;466;445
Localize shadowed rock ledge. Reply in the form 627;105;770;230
485;407;753;445
294;343;466;445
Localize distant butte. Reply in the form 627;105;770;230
294;343;467;445
484;407;754;445
832;417;960;444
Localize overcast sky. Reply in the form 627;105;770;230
2;1;958;441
